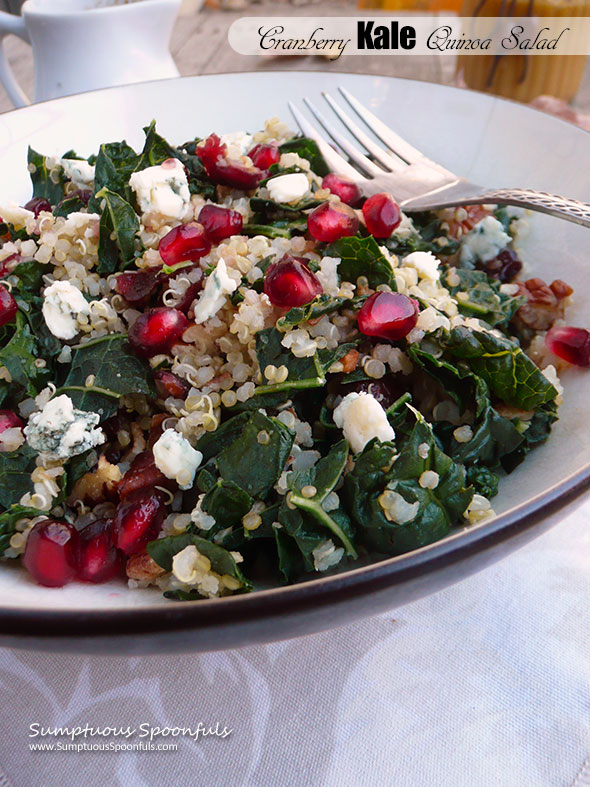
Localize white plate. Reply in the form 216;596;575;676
0;73;589;650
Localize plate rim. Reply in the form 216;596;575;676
1;70;589;640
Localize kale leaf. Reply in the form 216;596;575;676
324;236;397;290
27;147;66;204
0;505;41;554
445;268;524;327
95;187;140;274
0;313;50;398
279;136;330;176
0;445;37;510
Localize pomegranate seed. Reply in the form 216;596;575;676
118;450;172;499
116;270;160;304
128;307;188;358
264;254;323;308
321;174;362;208
0;410;23;433
196;133;264;190
0;285;18;327
153;369;190;400
159;223;211;266
248;143;280;170
357;292;419;341
24;196;52;216
198;204;243;243
362;193;402;239
113;490;166;555
545;325;590;367
23;520;79;587
77;519;123;583
307;202;359;243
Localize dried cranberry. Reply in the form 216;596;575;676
23;197;52;216
482;248;522;283
264;254;322;308
153;369;190;400
198;204;243;243
0;286;18;327
159;223;211;266
362;193;402;238
23;520;79;587
545;325;590;367
357;292;419;341
338;376;405;410
116;270;160;305
77;519;123;583
128;307;188;358
113;490;166;556
307;201;359;243
174;278;203;314
248;143;280;170
321;174;362;207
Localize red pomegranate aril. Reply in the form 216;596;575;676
23;520;80;587
357;291;419;341
113;490;166;555
24;196;52;216
264;254;323;308
321;174;363;208
545;325;590;367
153;369;190;400
77;519;123;583
0;285;18;327
128;307;189;358
0;410;23;433
307;201;359;243
116;270;160;304
159;222;211;266
248;143;280;170
198;204;243;243
362;193;402;238
196;133;264;190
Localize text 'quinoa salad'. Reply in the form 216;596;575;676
0;119;588;599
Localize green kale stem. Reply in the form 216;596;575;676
288;493;358;559
254;377;325;396
55;384;122;400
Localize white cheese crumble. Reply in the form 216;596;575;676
193;257;239;324
153;428;202;490
419;470;440;489
220;131;253;158
392;212;417;240
333;392;395;454
267;173;309;204
60;158;95;188
402;250;441;281
42;280;90;340
129;159;190;220
24;394;105;461
316;256;340;297
0;202;35;227
459;216;511;265
312;539;344;572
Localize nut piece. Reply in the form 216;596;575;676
126;552;166;581
340;348;360;374
67;455;122;505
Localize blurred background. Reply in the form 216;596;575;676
0;0;589;120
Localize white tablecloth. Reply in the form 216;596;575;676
0;496;588;787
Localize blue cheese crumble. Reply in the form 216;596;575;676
459;216;511;265
24;394;105;461
153;428;203;489
333;392;395;454
129;158;190;221
42;280;90;340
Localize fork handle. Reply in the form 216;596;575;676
459;188;590;229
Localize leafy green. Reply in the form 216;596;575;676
384;212;460;258
195;412;251;463
277;294;365;330
59;334;156;419
147;533;252;594
324;236;397;290
216;410;294;498
466;465;499;498
200;480;253;533
345;414;473;555
27;147;66;204
287;440;357;557
0;313;49;397
501;403;558;473
446;268;524;327
53;193;89;218
442;326;558;410
279;136;330;176
0;505;41;554
0;445;37;510
95;187;139;274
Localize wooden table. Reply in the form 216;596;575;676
1;1;589;114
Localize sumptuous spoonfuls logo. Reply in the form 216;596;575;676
228;17;588;59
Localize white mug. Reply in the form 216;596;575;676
0;0;182;108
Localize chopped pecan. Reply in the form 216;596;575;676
126;552;166;581
340;349;360;374
67;455;122;505
514;277;572;333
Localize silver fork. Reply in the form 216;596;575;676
288;87;590;229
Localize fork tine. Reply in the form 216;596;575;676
338;87;426;165
302;98;384;178
321;92;407;173
288;102;363;183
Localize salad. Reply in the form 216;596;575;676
0;118;588;601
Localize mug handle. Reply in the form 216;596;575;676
0;11;30;108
